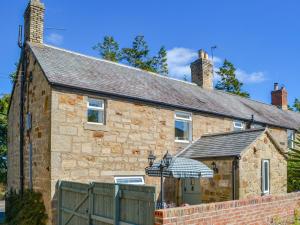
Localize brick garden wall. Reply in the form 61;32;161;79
155;192;300;225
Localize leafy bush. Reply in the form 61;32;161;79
5;189;48;225
288;133;300;192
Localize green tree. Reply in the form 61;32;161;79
215;59;250;98
93;36;121;62
293;98;300;112
153;47;168;75
121;35;153;71
9;63;18;83
121;35;169;74
288;133;300;192
0;94;9;184
94;35;169;75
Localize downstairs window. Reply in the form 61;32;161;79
114;176;145;185
262;159;270;195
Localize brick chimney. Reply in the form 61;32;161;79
24;0;45;44
271;83;288;110
190;49;213;90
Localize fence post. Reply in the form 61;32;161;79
113;184;120;225
57;180;62;225
88;182;94;225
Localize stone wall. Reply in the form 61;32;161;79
199;158;235;203
239;132;287;198
7;68;22;191
269;126;288;150
23;51;52;217
154;192;300;225
49;90;234;211
7;50;52;223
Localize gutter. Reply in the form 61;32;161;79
50;82;297;131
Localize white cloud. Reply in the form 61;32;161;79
167;47;197;79
167;47;266;84
46;33;64;45
236;69;267;84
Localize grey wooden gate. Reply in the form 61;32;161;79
58;181;156;225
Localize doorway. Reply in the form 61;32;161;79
181;178;201;205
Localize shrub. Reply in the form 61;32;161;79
5;189;48;225
288;133;300;192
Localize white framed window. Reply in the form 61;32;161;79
175;111;192;143
114;176;145;185
233;120;244;131
87;98;105;124
262;159;270;195
287;129;295;149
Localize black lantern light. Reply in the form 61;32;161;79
163;151;172;167
211;161;219;174
147;151;172;209
148;151;156;167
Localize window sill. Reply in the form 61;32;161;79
262;192;270;196
84;122;108;131
175;140;190;144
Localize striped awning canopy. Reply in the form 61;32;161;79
145;157;213;179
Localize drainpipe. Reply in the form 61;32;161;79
19;47;27;196
232;156;240;200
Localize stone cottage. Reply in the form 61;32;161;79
7;0;300;224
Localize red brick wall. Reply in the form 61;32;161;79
155;192;300;225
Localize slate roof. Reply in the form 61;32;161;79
177;128;266;158
28;42;300;130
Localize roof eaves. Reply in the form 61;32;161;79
201;128;266;138
51;82;299;131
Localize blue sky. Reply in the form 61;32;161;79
0;0;299;105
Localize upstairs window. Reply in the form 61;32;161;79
175;111;192;142
262;160;270;195
87;98;105;124
287;129;295;149
114;176;145;185
233;120;244;131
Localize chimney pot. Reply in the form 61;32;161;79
24;0;45;44
191;49;213;90
271;84;288;110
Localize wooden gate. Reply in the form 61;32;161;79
58;181;156;225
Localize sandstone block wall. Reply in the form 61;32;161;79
49;90;234;208
269;126;288;150
23;52;51;214
7;68;22;191
7;50;52;223
199;158;235;203
239;132;287;198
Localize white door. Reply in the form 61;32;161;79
182;178;201;205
